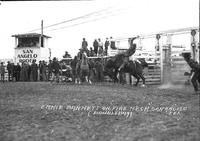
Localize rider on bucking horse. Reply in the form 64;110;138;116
118;36;139;72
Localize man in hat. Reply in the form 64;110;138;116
30;60;38;81
93;39;99;55
7;61;13;81
15;63;21;82
104;38;110;56
118;39;137;72
0;62;5;83
47;60;53;81
51;57;60;83
81;38;89;55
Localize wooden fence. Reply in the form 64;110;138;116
125;51;191;85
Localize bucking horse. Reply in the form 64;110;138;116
104;37;148;86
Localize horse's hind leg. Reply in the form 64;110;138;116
138;73;145;85
85;76;90;83
87;73;92;84
132;74;140;86
88;76;92;84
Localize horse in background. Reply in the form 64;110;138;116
182;52;200;94
75;52;92;84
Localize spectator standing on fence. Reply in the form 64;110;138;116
7;61;13;81
93;39;99;55
98;38;103;57
0;62;5;83
15;63;21;82
104;38;110;56
81;38;89;55
30;60;38;82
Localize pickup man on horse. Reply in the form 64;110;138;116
182;52;200;94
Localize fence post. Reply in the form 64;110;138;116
162;34;172;84
190;29;198;62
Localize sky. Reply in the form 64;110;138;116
0;0;199;59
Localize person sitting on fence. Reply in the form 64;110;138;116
110;37;117;50
89;47;95;57
0;62;5;83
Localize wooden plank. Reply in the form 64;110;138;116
147;71;161;73
145;76;161;79
132;79;161;82
147;71;161;74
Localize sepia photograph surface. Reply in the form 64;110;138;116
0;0;199;141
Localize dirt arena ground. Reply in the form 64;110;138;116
0;82;199;141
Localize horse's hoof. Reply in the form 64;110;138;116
140;84;146;88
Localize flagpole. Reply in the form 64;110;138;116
41;20;43;47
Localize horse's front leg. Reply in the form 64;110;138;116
135;78;140;86
85;76;90;83
132;74;140;86
138;73;145;85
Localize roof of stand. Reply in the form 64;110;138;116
12;33;51;38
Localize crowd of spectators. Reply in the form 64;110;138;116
0;57;105;83
80;37;117;57
0;60;55;83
